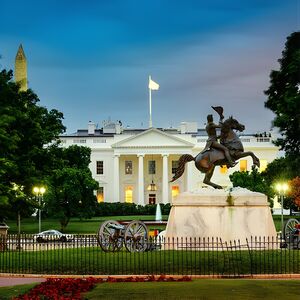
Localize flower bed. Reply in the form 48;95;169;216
14;276;192;299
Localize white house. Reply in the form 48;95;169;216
60;120;279;205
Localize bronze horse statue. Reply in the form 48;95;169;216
171;117;260;189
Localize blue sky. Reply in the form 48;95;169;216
0;0;299;133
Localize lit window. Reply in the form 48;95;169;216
220;165;227;174
240;160;247;172
148;160;156;174
172;160;179;174
172;186;179;199
97;187;104;203
125;161;132;175
149;194;156;205
259;160;268;172
96;161;103;175
125;186;133;203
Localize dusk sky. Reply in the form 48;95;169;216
1;0;299;134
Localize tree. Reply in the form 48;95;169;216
262;157;300;186
229;167;274;207
45;146;99;231
264;31;300;155
0;69;65;222
288;177;300;209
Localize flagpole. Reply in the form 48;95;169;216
149;75;152;128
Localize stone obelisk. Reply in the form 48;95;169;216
15;44;27;91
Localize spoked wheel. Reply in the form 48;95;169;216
124;220;149;252
97;220;123;252
283;218;300;247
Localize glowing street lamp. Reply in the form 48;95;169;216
33;186;46;233
275;182;288;238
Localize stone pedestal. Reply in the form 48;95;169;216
165;187;277;244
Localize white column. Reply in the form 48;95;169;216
138;154;145;206
162;154;169;204
113;154;120;202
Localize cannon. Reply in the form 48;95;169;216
97;220;149;252
282;218;300;249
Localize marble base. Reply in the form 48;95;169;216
164;187;277;245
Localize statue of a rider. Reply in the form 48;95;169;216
200;106;235;167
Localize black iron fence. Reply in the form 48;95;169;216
0;234;299;276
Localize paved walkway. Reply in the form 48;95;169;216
0;277;45;287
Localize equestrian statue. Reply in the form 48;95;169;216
171;106;260;189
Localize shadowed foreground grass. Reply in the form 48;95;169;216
84;279;300;300
0;283;37;300
1;280;299;300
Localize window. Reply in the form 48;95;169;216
73;139;86;144
148;160;156;174
96;187;104;203
240;160;247;172
220;165;227;174
172;186;180;199
96;161;103;175
125;161;133;175
259;160;268;172
125;186;133;203
93;138;106;143
149;194;156;205
172;160;179;174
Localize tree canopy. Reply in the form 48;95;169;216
229;167;274;207
44;146;99;231
0;69;66;222
264;31;300;155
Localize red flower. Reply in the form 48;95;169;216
14;276;192;299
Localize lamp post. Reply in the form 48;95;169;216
33;186;46;233
275;183;288;238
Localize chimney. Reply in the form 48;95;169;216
88;121;96;135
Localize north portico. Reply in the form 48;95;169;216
105;128;194;205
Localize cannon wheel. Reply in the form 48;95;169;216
124;220;148;252
283;218;300;242
97;220;123;252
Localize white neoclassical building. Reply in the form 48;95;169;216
60;120;280;205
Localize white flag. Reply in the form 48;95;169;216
149;78;159;90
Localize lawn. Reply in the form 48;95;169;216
84;279;300;300
1;280;299;299
5;215;169;234
1;245;299;275
0;283;37;300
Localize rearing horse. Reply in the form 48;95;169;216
171;117;260;189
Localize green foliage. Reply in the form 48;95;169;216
261;156;300;211
0;69;65;222
95;203;171;217
262;156;300;185
264;32;300;155
45;146;99;231
229;167;274;207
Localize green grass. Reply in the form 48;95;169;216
0;283;37;300
1;246;300;276
1;280;299;300
84;279;300;300
5;215;169;234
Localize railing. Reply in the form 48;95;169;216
0;235;299;276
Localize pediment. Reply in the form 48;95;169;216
112;128;194;148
